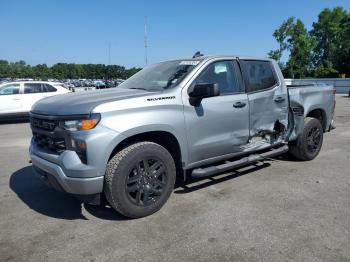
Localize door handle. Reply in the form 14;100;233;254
233;101;246;108
274;97;285;103
12;98;21;101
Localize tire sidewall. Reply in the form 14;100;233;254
300;118;323;160
109;143;176;218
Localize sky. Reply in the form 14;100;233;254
1;0;349;68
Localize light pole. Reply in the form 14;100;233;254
144;16;148;66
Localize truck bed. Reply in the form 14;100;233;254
287;83;335;140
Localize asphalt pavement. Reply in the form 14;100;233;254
0;94;349;262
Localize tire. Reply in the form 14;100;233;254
289;117;323;161
104;141;176;218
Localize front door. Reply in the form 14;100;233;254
0;83;22;114
183;60;249;165
240;60;289;137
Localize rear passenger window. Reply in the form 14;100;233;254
241;60;278;92
24;83;43;93
23;83;57;93
44;84;57;92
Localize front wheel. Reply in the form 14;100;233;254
289;117;323;161
104;142;176;218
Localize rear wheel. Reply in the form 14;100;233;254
104;142;176;218
289;117;323;161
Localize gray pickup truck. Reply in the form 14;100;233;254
29;55;336;218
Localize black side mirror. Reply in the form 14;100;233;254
188;83;220;106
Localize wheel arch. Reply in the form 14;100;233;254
306;108;327;131
108;130;185;180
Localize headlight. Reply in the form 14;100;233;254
63;113;101;131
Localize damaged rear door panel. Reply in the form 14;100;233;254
240;60;288;147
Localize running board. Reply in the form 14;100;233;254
191;145;289;179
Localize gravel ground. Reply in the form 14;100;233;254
0;94;349;262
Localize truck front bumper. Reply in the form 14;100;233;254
31;154;104;195
328;119;336;131
30;142;104;195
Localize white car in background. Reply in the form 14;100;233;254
0;81;71;119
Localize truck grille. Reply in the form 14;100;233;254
30;116;66;153
31;117;58;131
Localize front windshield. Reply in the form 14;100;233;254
119;60;200;91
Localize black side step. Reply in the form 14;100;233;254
191;145;289;179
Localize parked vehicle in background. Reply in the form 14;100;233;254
0;78;11;84
0;81;71;120
94;80;106;89
116;79;124;86
104;80;116;88
29;54;336;218
74;81;82;88
66;82;75;90
86;80;94;87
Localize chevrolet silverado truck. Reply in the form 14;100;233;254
29;55;336;218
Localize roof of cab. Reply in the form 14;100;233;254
165;55;274;63
0;80;64;86
202;55;274;62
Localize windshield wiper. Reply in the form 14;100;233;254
129;87;163;92
129;87;148;91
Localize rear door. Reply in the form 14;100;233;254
0;83;22;114
240;60;288;137
183;60;249;164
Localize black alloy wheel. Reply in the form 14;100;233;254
306;126;322;154
125;157;167;207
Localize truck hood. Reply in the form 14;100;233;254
31;88;154;116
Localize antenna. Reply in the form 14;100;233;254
108;42;111;65
144;16;148;65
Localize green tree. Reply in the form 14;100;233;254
336;12;350;76
125;67;142;78
0;59;141;80
33;64;50;80
311;7;349;76
268;17;295;63
269;17;314;78
51;63;68;79
285;19;314;78
269;7;350;78
0;60;10;78
10;60;24;78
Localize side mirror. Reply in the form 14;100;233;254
188;83;220;106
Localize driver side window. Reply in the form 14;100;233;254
191;60;242;95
